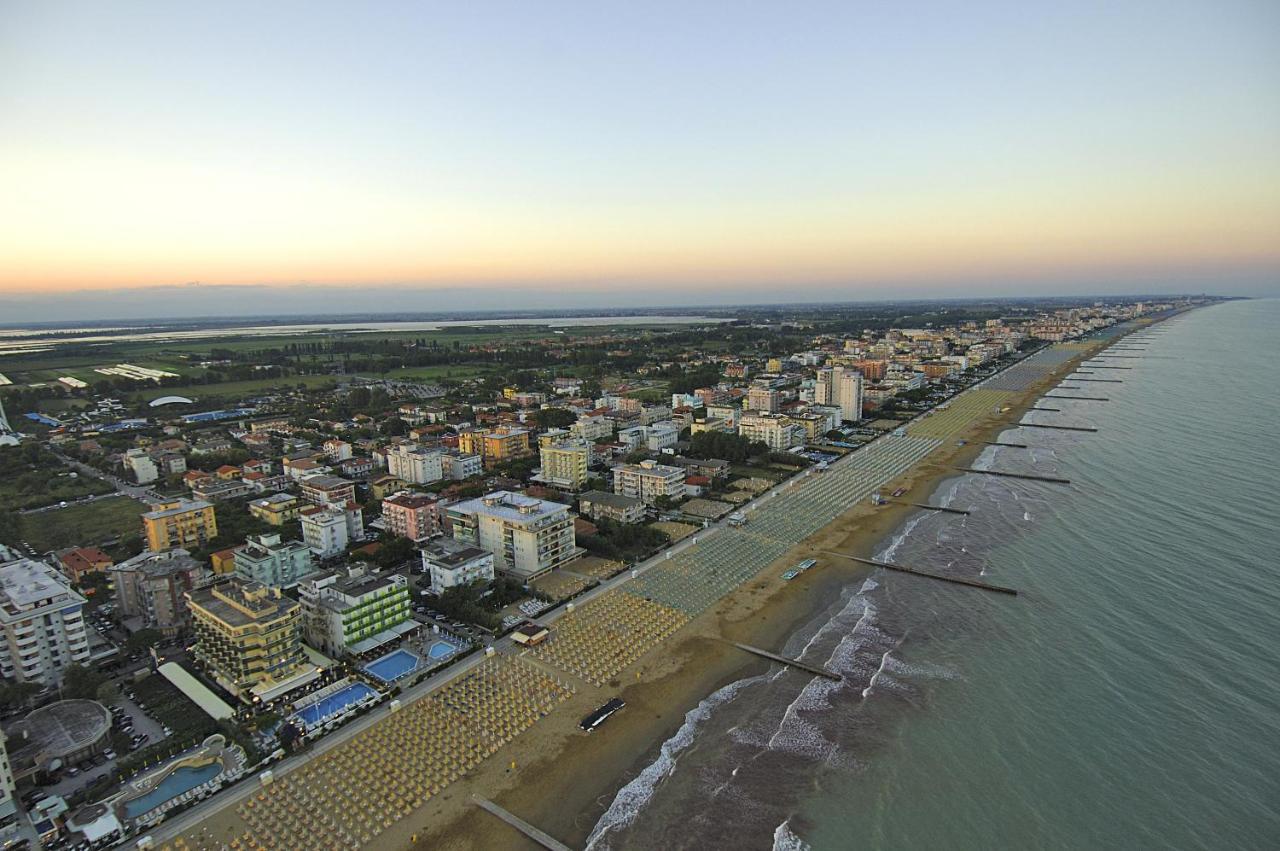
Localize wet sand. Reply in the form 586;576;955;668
409;341;1119;851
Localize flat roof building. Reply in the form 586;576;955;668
234;533;315;589
186;578;319;705
298;568;413;656
445;491;576;581
0;554;91;684
421;538;495;593
110;549;206;636
142;499;217;553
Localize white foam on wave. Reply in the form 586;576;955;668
772;818;813;851
862;650;895;699
877;512;929;562
585;673;766;850
1023;510;1033;522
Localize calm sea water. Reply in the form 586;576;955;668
587;298;1280;851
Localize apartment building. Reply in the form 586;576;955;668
482;427;532;466
299;474;357;508
386;444;443;485
298;569;413;656
233;533;315;588
645;421;680;452
299;509;347;560
533;440;591;490
110;549;206;636
186;578;319;704
248;493;302;526
570;415;613;442
440;449;483;480
445;491;576;581
747;387;780;413
578;490;647;524
738;411;806;450
125;448;159;484
142;499;218;552
420;538;495;593
381;491;443;542
815;366;864;423
612;460;687;505
0;553;91;685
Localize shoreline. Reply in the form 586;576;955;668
413;331;1144;851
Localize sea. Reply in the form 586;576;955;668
585;298;1280;851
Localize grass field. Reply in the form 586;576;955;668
16;495;146;552
370;364;496;382
129;374;340;401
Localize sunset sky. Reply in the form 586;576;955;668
2;1;1278;319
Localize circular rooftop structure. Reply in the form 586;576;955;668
16;699;112;762
149;395;194;407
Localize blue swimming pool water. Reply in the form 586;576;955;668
292;682;377;728
123;762;222;819
363;648;421;682
427;640;459;661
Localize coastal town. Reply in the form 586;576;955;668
0;297;1199;849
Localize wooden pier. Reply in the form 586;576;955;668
984;440;1029;448
731;642;842;681
1071;378;1122;383
823;552;1019;596
1016;422;1098;432
907;502;971;515
1046;395;1110;401
473;796;575;851
956;467;1071;484
1031;406;1061;412
1088;365;1131;370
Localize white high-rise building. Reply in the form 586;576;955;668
0;730;16;846
0;551;91;684
445;491;576;581
387;444;443;484
125;448;159;484
816;366;864;423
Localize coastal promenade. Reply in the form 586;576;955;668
146;324;1155;850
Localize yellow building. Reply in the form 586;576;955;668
210;548;238;575
533;441;591;490
766;357;783;373
247;493;301;526
483;427;531;462
186;578;319;704
455;428;484;457
142;499;217;552
369;474;406;500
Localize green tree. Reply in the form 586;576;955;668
126;628;163;654
534;408;577;430
61;663;107;700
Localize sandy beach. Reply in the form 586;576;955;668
404;335;1127;851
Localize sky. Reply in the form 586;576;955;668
1;1;1278;321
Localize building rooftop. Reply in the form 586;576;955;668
187;578;299;628
111;549;202;578
300;474;353;490
579;490;644;509
142;499;212;520
383;491;439;510
421;537;491;570
0;557;85;613
446;490;569;524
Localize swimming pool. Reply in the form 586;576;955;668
363;648;421;683
292;682;378;728
427;639;460;661
123;762;222;819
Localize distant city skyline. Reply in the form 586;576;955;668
2;1;1277;318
